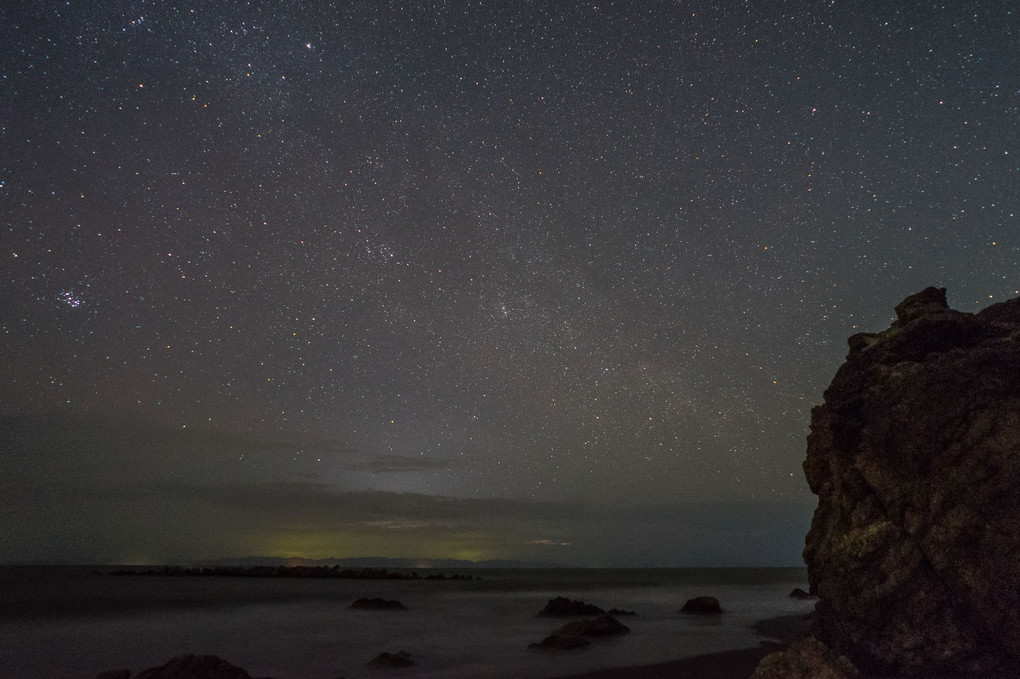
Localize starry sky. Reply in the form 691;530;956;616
2;1;1017;567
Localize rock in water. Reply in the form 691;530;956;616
133;654;257;678
367;651;415;668
537;596;606;616
552;615;631;637
528;615;629;650
679;596;723;614
803;287;1020;677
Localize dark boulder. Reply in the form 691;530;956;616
133;654;259;679
788;587;816;600
679;596;722;614
350;597;405;610
552;615;631;637
803;287;1020;677
529;615;630;650
751;637;858;679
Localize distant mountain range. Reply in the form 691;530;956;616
195;556;566;569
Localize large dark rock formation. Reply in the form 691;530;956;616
803;287;1020;677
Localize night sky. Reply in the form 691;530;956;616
2;1;1016;566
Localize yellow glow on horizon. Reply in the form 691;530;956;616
252;529;506;562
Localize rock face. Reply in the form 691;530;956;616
803;287;1020;677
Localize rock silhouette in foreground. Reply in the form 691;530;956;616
750;637;858;679
104;654;266;679
802;287;1020;677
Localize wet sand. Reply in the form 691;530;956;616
552;613;811;679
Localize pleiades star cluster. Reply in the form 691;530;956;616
1;1;1016;565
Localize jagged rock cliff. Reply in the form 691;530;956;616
803;287;1020;677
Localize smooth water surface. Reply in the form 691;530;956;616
0;566;815;678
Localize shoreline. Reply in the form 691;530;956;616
551;647;770;679
551;613;811;679
78;613;812;678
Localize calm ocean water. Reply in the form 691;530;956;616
0;566;815;679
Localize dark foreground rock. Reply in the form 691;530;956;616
530;615;630;650
679;596;722;614
750;637;858;679
105;654;265;679
367;651;415;668
802;287;1020;677
350;597;406;610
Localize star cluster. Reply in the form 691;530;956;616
2;1;1017;564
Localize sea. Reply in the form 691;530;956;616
0;566;815;679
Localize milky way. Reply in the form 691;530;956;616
2;1;1016;565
